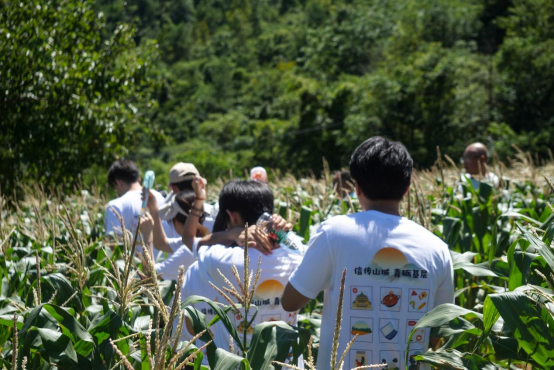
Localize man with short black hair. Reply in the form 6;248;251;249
282;137;454;370
104;160;165;244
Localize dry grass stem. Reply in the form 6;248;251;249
12;313;18;370
330;268;347;370
109;339;135;370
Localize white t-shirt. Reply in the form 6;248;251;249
104;189;165;246
460;172;499;191
182;243;303;360
289;211;454;370
155;242;196;281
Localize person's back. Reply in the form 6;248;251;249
187;244;302;350
181;180;304;359
282;137;454;370
104;160;164;242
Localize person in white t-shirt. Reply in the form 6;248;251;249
181;179;303;362
104;160;165;250
460;142;500;191
282;137;454;370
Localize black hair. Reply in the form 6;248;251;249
333;170;352;186
349;136;413;201
212;180;274;233
173;190;208;237
108;160;140;187
171;179;194;192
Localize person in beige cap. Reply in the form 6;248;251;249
161;163;216;247
168;162;200;194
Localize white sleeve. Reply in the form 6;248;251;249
434;247;455;305
167;237;183;253
155;242;197;281
288;223;333;299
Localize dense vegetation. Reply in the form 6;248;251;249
2;0;554;190
0;156;553;369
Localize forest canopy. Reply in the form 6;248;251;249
2;0;553;189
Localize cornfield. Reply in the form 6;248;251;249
0;150;553;369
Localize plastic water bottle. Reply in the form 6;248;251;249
141;170;155;215
256;212;305;255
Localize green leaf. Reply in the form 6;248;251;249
405;304;481;366
247;321;302;369
414;348;505;369
489;291;554;368
42;304;93;342
212;348;250;370
473;296;500;351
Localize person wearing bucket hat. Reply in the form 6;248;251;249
161;162;217;244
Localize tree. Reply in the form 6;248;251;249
0;0;157;193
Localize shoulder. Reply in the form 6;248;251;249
105;197;123;212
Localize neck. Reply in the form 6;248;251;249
129;182;142;191
360;198;401;216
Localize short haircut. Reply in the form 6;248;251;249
349;136;413;201
171;179;194;192
107;160;140;187
212;180;274;233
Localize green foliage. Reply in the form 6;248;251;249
0;0;158;192
84;0;554;183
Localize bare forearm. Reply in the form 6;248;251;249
182;200;204;251
151;211;173;253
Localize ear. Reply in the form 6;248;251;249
354;180;362;198
115;179;124;188
226;209;237;224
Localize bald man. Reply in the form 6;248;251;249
461;143;499;190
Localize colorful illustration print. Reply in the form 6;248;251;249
351;247;429;282
406;319;426;344
408;288;430;312
261;313;281;322
380;287;401;311
351;286;373;310
252;280;285;308
408;350;422;370
380;350;401;370
379;318;399;343
351;317;373;343
350;349;372;368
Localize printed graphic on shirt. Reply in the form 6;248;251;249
379;318;399;343
379;350;401;370
380;287;402;311
286;311;297;326
408;288;430;312
406;319;426;345
262;313;281;322
350;349;372;369
351;286;373;310
252;280;285;308
408;350;423;370
352;247;429;282
350;317;373;343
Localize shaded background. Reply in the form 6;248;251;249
2;0;553;192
